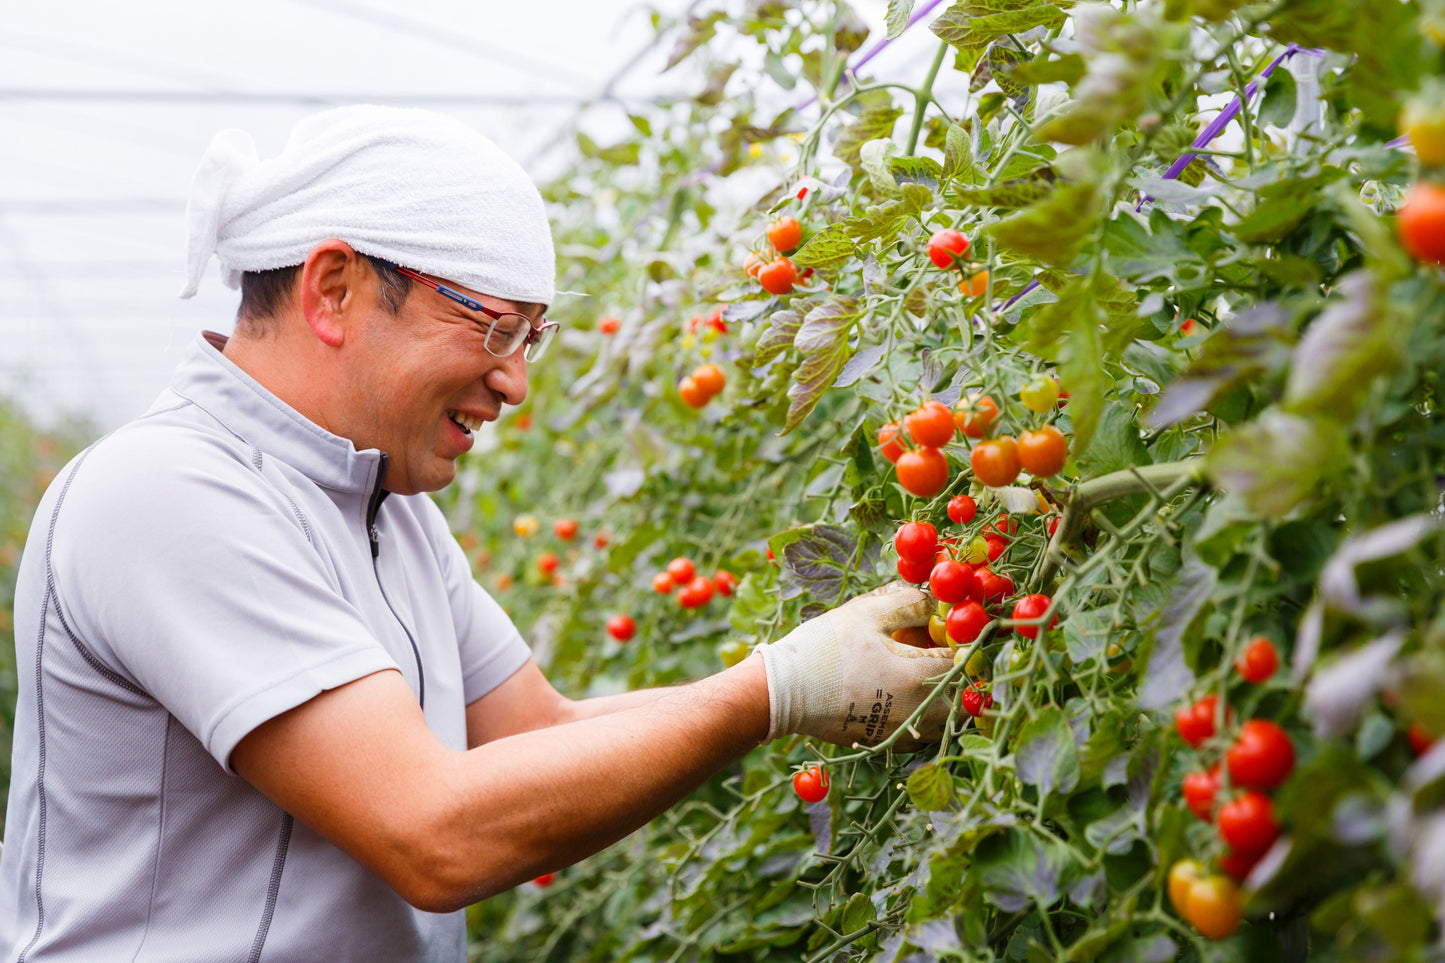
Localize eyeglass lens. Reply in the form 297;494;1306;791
484;315;555;362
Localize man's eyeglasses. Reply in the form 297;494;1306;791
383;262;558;362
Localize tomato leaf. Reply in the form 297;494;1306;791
751;306;808;367
833;92;905;169
1135;554;1214;711
664;11;726;71
1207;410;1350;517
885;0;916;39
841;891;876;933
932;1;1069;52
1284;271;1405;419
784;297;861;434
1232;171;1345;243
943;122;983;185
789;223;857;270
978;828;1070;913
1097;934;1176;963
907;763;956;811
987;179;1103;265
778;524;864;602
1305;630;1407;739
1015;706;1080;802
1145;303;1294;429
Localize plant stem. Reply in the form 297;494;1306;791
906;40;951;155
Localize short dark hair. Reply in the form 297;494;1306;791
235;254;413;337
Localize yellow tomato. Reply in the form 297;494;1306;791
513;514;540;538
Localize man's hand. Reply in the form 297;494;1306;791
756;583;955;749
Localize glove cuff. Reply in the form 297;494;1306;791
757;615;837;742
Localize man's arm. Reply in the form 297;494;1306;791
463;659;698;747
230;657;768;913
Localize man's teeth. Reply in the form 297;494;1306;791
448;410;483;434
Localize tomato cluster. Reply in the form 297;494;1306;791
745;215;814;295
678;362;727;409
649;556;737;611
1397;102;1445;263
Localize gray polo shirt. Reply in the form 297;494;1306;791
0;332;532;962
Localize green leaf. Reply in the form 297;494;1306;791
664;11;726;71
1102;211;1208;286
833;93;904;169
974;43;1030;103
576;132;640;166
752;306;808;367
784;296;861;434
1014;706;1080;802
1283;271;1406;419
789;224;857;270
885;0;916;39
1207;410;1351;517
1007;52;1086;86
1098;934;1176;963
978;828;1069;913
890;156;944;191
860;138;901;195
1136;554;1214;710
842;202;908;243
778;524;860;602
987;179;1102;265
1146;303;1295;429
1074;405;1150;479
932;1;1069;51
1233;171;1345;243
953;180;1054;210
907;763;957;811
943;122;982;185
840;892;876;933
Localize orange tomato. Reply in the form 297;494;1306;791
767;216;802;253
878;421;907;464
692;363;726;397
895;447;950;498
904;400;956;448
955;393;1000;438
958;270;989;298
1016;425;1068;477
678;377;710;409
970;436;1020;487
1398;182;1445;263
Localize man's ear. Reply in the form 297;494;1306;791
298;240;365;348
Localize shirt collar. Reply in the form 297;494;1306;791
168;331;384;494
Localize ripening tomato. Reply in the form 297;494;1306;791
929;560;977;604
1017;425;1068;478
1179;317;1200;337
758;257;799;295
1234;637;1279;683
1174;694;1229;748
1019;376;1061;413
878;421;907;464
946;600;991;645
1183;765;1220;821
1409;721;1436;756
692;363;726;398
1045;514;1060;537
668;557;697;585
1218;790;1280;856
897;557;934;584
961;535;989;565
554;518;579;541
971;437;1021;488
927;228;970;268
678;377;710;409
955;393;1000;438
947;494;977;525
1180;874;1243;940
606;614;636;641
598;316;621;335
1402;99;1445;166
537;552;559;576
960;683;993;717
991;515;1017;542
743;251;765;279
594;531;610;549
719;640;751;667
894;520;939;563
768;216;802;253
1167;860;1205;916
1226;719;1295;790
533;873;556;888
714;569;738;596
958;270;989;297
896;447;950;498
793;765;830;803
706;309;727;334
1398;182;1445;263
905;400;956;448
652;572;674;594
1011;594;1056;639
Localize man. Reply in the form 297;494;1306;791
0;106;952;962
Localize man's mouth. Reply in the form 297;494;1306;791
448;410;484;435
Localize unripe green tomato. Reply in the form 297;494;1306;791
1009;646;1030;674
962;536;989;565
719;641;751;667
1020;376;1060;413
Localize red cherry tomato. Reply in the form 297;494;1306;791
594;531;610;549
652;572;674;594
691;363;726;398
1234;637;1279;683
974;568;1013;603
533;873;556;888
1017;425;1069;478
927;228;970;269
538;552;559;575
960;683;993;717
1217;847;1262;883
946;601;991;645
1174;695;1228;748
955;393;1000;438
897;557;934;584
1226;719;1295;790
597;317;620;335
896;447;950;498
707;310;727;334
554;518;579;541
767;216;802;253
894;521;939;564
714;569;738;596
1217;790;1280;856
990;516;1017;542
1409;721;1436;756
1182;765;1220;822
905;400;956;448
971;437;1021;488
985;537;1006;563
1398;181;1445;264
793;765;830;803
679;576;715;609
678;377;710;409
606;614;636;641
758;257;799;295
878;421;907;464
1010;594;1056;639
929;560;977;604
667;557;696;585
947;494;977;525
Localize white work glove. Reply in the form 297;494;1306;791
756;583;954;750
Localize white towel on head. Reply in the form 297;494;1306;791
180;105;556;305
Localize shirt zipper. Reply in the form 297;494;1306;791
366;453;426;709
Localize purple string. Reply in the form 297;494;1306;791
792;0;949;113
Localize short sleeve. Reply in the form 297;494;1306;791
52;429;398;770
415;497;531;705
